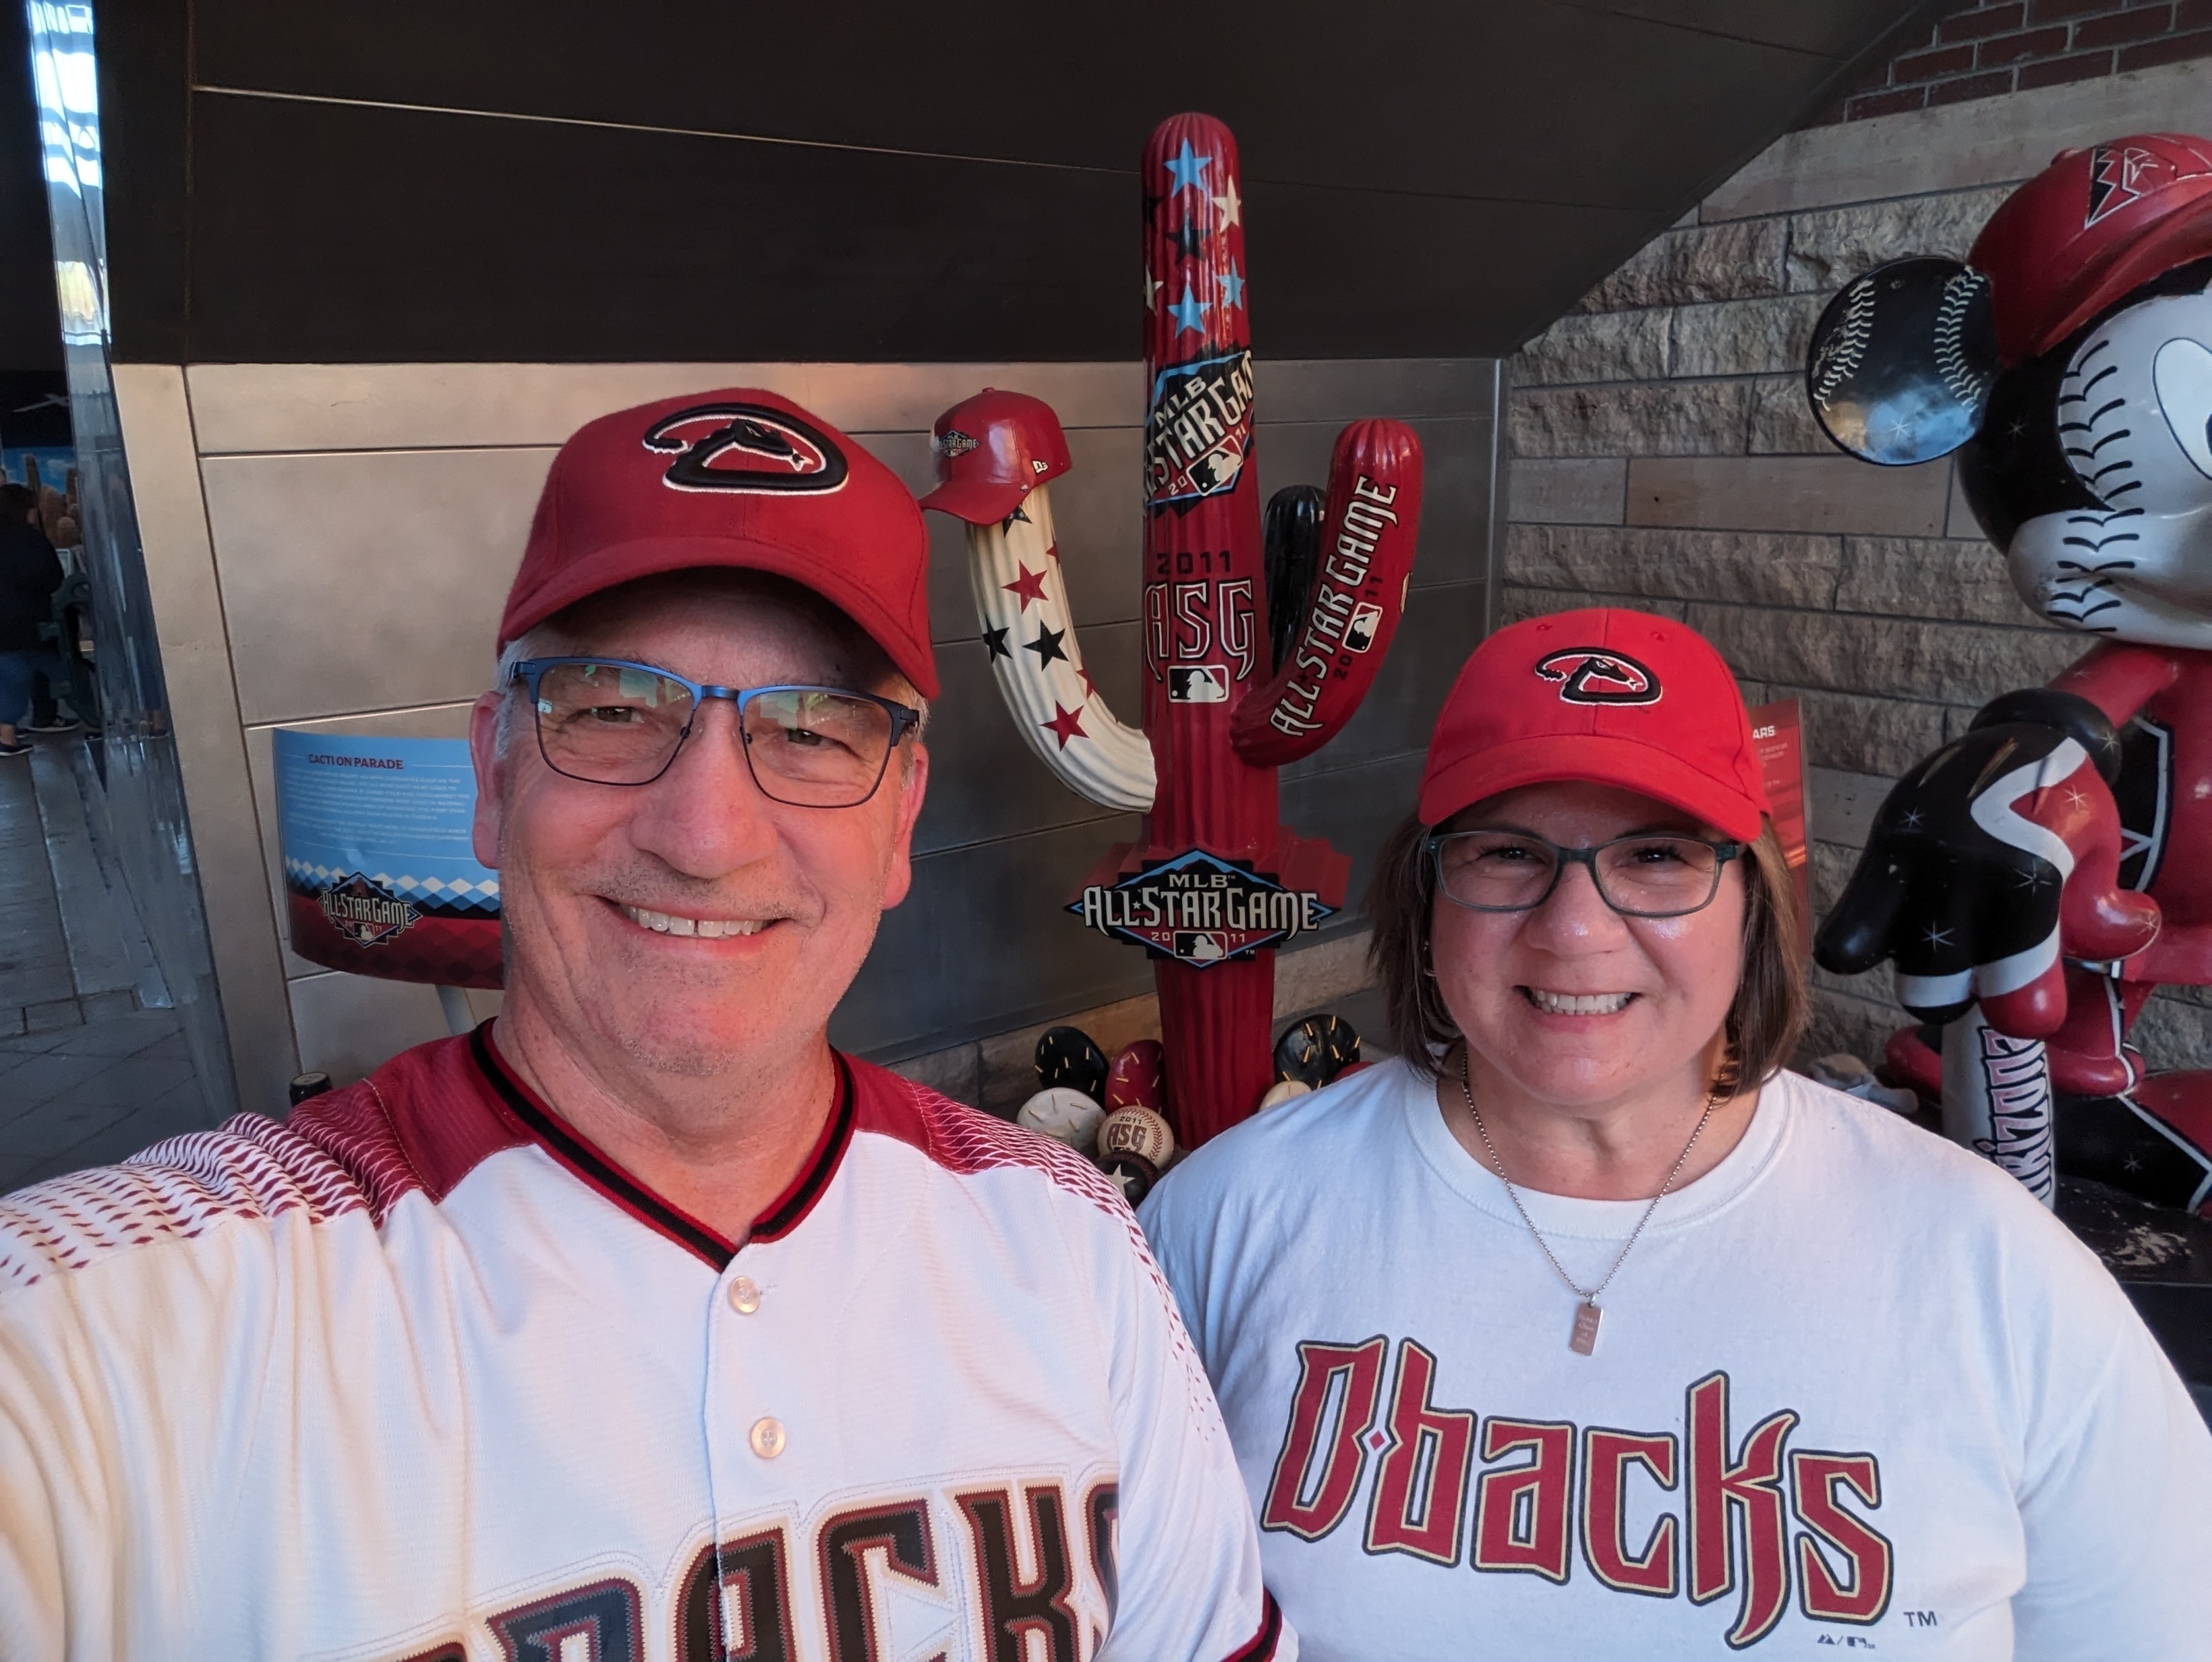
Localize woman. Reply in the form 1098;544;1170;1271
1141;608;2212;1659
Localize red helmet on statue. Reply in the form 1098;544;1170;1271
1971;133;2212;366
919;388;1073;525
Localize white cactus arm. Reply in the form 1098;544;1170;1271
965;481;1156;812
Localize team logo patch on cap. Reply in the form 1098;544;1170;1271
2084;143;2172;228
642;402;850;494
1535;648;1661;705
936;428;979;459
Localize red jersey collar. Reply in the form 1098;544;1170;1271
463;1022;856;1270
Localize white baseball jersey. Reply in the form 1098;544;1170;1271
0;1025;1288;1662
1140;1059;2212;1661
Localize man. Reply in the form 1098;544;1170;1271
0;391;1287;1661
0;483;66;758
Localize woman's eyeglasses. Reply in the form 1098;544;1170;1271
1426;829;1744;919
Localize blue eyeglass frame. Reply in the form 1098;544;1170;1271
1423;828;1745;919
506;656;922;799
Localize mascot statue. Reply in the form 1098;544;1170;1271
1807;134;2212;1221
921;112;1424;1177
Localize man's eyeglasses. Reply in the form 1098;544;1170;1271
506;657;921;808
1427;829;1744;919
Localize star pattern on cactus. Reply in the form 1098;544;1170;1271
1078;664;1098;700
1169;285;1211;335
1143;268;1162;310
1171;218;1209;260
1164;138;1212;194
1212;177;1242;227
982;624;1010;661
1001;505;1030;529
1041;701;1089;749
1219;260;1246;310
1026;623;1069;666
1003;564;1049;610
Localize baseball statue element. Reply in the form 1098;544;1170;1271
1097;1104;1178;1205
1034;1024;1112;1104
925;113;1424;1147
1016;1085;1107;1155
1105;1038;1170;1116
1274;1013;1362;1089
1805;133;2212;1216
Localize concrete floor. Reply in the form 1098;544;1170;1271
0;735;208;1193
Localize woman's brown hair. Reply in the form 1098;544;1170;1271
1366;811;1807;1094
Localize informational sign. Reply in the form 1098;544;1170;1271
1748;699;1811;948
1070;847;1336;969
274;731;503;988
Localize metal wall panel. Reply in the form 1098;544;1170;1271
199;447;551;724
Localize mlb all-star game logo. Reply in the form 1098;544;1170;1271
1144;349;1254;506
1070;847;1333;967
318;872;421;948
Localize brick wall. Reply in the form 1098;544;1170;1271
1817;0;2212;122
1503;55;2212;1072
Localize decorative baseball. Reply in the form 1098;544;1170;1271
1097;1104;1177;1205
1273;1013;1362;1089
1256;1079;1312;1112
1105;1039;1169;1116
1806;134;2212;1216
923;113;1424;1149
1035;1025;1111;1104
1016;1086;1107;1155
1098;1104;1177;1170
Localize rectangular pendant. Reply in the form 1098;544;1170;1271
1569;1302;1602;1356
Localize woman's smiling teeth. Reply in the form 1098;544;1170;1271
1523;987;1635;1015
619;903;764;940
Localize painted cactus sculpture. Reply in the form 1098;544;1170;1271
923;113;1423;1147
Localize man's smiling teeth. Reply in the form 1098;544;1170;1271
619;904;764;940
1525;988;1633;1015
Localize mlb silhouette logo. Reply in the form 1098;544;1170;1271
1169;665;1230;703
1173;932;1227;963
1345;602;1384;653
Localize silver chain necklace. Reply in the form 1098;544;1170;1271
1457;1054;1718;1356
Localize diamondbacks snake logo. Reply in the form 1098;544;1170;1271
1534;649;1662;706
642;403;850;494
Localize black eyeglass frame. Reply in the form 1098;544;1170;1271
1424;828;1747;919
506;656;922;805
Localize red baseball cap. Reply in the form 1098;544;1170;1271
1417;608;1768;841
498;389;938;699
1971;134;2212;366
918;388;1073;525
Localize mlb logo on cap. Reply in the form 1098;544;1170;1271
1418;608;1768;841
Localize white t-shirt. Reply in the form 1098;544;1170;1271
0;1027;1287;1661
1140;1059;2212;1660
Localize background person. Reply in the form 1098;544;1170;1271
0;482;65;758
0;390;1286;1661
1143;607;2212;1659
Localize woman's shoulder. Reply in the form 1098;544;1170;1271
1764;1067;2114;1265
1139;1056;1420;1232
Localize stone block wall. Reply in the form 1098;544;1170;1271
1502;55;2212;1072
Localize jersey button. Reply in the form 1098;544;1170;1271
749;1416;786;1459
728;1276;761;1315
